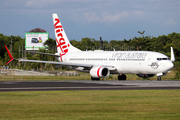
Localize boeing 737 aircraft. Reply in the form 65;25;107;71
5;13;175;81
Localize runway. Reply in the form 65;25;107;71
1;80;180;91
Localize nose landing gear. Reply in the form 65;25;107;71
157;76;161;81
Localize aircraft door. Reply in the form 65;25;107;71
147;55;152;66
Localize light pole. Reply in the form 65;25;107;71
11;37;12;53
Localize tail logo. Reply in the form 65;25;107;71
54;18;70;61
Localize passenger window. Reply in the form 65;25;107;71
157;58;170;61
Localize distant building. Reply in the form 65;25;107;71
29;28;46;33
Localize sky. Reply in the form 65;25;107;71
0;0;180;41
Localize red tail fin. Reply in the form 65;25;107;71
4;45;15;65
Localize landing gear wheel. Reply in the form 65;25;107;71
91;77;100;81
157;76;161;81
118;74;127;81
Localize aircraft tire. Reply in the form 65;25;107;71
91;77;100;81
157;76;161;81
118;74;126;81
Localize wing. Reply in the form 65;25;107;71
19;59;92;68
19;59;116;70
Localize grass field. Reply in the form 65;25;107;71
0;70;179;119
0;90;180;120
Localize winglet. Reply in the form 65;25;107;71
171;47;175;62
4;45;15;65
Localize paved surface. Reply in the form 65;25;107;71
0;80;180;91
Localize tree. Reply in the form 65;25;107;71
44;38;56;46
70;39;82;50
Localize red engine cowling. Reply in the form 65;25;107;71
136;74;155;78
90;66;110;78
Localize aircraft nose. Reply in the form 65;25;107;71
165;61;174;71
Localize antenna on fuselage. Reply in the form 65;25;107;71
100;37;103;50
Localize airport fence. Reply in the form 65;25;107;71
0;69;88;81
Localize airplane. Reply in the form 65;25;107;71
4;13;175;81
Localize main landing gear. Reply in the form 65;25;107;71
118;74;127;81
91;77;100;81
91;74;127;81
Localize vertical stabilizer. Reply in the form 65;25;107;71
52;13;80;61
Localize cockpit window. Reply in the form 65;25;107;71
157;58;170;61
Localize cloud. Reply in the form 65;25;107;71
102;12;129;22
25;0;57;8
132;11;145;16
163;18;177;25
83;11;128;23
1;0;180;26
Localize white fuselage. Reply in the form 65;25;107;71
51;13;174;79
61;50;174;75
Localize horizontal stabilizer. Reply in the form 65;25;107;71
4;45;15;65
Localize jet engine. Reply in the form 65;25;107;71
136;74;155;78
90;66;110;78
55;53;60;61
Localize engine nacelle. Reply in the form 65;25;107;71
55;53;61;61
136;74;155;78
90;66;110;78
